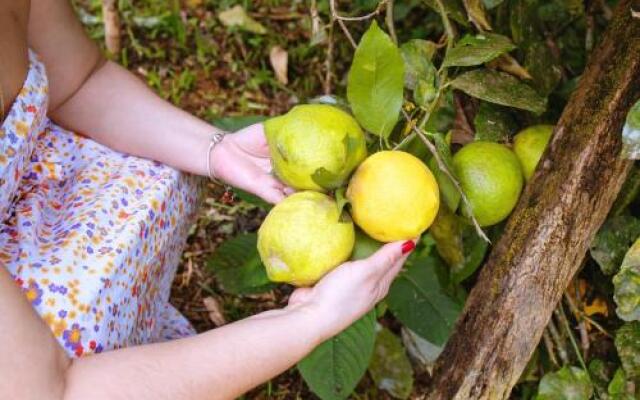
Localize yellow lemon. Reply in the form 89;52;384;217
452;141;523;227
346;151;440;242
257;191;355;286
513;125;554;181
264;104;367;191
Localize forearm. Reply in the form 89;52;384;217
64;305;321;400
50;60;218;176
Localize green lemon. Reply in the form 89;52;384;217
264;104;367;191
257;191;355;286
452;141;523;227
513;125;554;181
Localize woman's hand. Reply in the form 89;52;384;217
287;239;417;342
210;123;291;204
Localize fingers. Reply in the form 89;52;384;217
364;239;416;276
253;174;289;204
288;288;313;306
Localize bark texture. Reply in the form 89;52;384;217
426;1;640;398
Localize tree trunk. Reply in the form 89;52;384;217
426;1;640;398
102;0;121;55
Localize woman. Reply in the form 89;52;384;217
0;1;416;398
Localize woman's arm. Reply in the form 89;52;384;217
2;239;413;400
28;0;287;203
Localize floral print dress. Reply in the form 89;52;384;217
0;51;200;357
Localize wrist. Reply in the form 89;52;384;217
206;130;227;180
286;302;331;347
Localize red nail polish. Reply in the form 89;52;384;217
401;240;415;255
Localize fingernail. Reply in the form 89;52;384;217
401;240;415;255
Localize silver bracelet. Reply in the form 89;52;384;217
206;131;225;180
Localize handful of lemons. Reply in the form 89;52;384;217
256;103;553;286
258;105;440;286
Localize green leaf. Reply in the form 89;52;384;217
422;0;470;25
615;322;640;380
206;233;275;295
482;0;505;10
443;33;516;67
429;207;489;283
387;254;463;345
524;41;563;96
401;39;437;90
588;359;613;399
622;100;640;159
335;187;349;220
218;5;267;34
590;215;640;276
509;0;543;45
613;239;640;321
473;102;517;142
351;229;383;261
628;100;640;131
612;166;640;216
233;189;272;210
298;311;377;400
347;21;405;139
211;115;267;132
450;69;547;114
369;327;414;399
535;366;594;400
311;167;343;190
426;132;461;212
608;368;635;399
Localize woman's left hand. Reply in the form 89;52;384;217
210;123;291;204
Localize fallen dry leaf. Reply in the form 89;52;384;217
203;296;227;326
218;5;267;35
269;46;289;85
488;54;533;80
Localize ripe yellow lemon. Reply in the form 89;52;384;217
346;151;440;242
513;125;554;181
452;141;523;227
257;191;355;286
264;104;367;191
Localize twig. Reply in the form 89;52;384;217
334;1;387;21
431;0;455;51
102;0;121;55
563;293;590;359
402;109;490;243
386;0;398;44
547;317;570;365
329;0;357;48
542;329;560;367
556;305;588;371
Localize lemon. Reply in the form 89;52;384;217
513;125;554;181
264;104;367;191
346;151;440;242
452;141;523;227
257;191;355;286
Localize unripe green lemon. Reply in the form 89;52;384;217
257;191;355;286
452;141;523;227
264;104;367;191
513;125;553;181
347;151;440;242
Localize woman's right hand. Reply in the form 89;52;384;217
287;239;417;342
